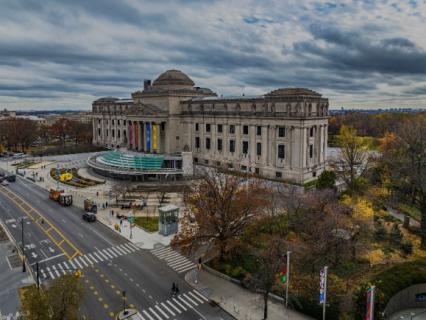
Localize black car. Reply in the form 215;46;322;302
82;212;97;222
6;174;16;182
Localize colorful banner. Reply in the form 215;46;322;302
146;122;151;152
134;123;139;148
128;122;133;147
365;286;375;320
319;267;326;304
152;124;158;151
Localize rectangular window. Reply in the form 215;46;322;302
310;127;314;137
124;120;127;125
256;142;262;156
112;119;115;125
112;129;115;138
98;119;101;125
229;125;235;134
255;168;260;174
194;157;198;163
217;139;223;151
242;141;249;154
278;126;285;137
206;137;211;150
118;130;121;138
106;129;109;137
229;140;235;153
98;128;101;137
243;125;249;135
217;124;223;133
204;159;209;164
206;124;211;132
241;165;247;171
228;163;233;169
195;123;199;131
309;144;313;158
257;126;262;136
118;120;121;125
195;137;200;149
278;145;285;159
216;161;221;166
276;171;282;178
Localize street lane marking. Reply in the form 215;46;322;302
0;187;81;260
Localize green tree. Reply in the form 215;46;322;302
381;116;426;248
316;170;337;190
21;275;84;320
332;125;371;195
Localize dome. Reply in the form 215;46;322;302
152;69;195;87
266;88;321;97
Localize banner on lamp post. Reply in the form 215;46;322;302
365;286;375;320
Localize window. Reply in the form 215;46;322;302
204;159;209;164
256;142;262;156
241;165;247;171
112;129;115;138
229;140;235;153
278;145;285;159
217;139;223;151
228;163;233;169
118;120;121;125
206;137;211;150
124;120;127;125
118;130;121;138
309;144;313;158
112;119;115;125
242;141;249;154
194;157;198;163
229;125;235;134
98;128;101;137
195;137;200;149
123;130;127;137
106;129;109;137
195;123;199;131
243;125;249;135
276;171;282;178
278;126;285;137
313;171;317;177
216;161;221;166
206;124;211;132
217;124;223;133
98;119;101;125
257;126;262;136
310;127;314;137
255;168;260;174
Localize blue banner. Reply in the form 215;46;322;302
146;122;151;152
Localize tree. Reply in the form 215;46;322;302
244;235;287;319
332;125;371;195
20;274;84;320
316;170;337;190
381;116;426;247
172;170;269;260
110;181;130;204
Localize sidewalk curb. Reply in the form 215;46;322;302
184;270;238;320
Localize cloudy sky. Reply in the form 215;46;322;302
1;0;426;110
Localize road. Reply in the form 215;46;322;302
0;176;233;320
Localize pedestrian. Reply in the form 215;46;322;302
106;201;108;208
171;282;176;296
120;219;123;227
96;191;99;197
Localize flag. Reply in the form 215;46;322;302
319;267;326;304
365;286;375;320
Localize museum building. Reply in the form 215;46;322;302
91;69;329;183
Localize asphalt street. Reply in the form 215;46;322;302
0;176;233;320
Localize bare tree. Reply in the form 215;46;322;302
172;170;269;260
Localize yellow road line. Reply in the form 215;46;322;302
0;187;81;259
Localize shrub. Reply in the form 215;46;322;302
390;223;403;244
400;240;413;255
374;222;387;241
316;170;337;190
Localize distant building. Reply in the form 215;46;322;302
0;108;16;118
92;69;329;183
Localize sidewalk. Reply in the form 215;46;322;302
96;209;173;249
185;269;313;320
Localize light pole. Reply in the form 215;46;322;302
20;217;26;272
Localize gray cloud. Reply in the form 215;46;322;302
0;0;426;110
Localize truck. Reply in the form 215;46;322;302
84;199;97;213
49;189;73;206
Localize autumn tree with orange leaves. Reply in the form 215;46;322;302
172;170;269;261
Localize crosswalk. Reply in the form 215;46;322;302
140;289;209;320
150;246;196;274
40;242;139;280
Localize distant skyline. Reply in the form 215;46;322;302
1;0;426;110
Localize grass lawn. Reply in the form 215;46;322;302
134;216;159;232
397;203;421;221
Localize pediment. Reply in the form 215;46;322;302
125;103;166;116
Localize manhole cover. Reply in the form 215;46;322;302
7;254;21;269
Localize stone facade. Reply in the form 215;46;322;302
92;69;329;183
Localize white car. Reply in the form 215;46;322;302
1;180;9;186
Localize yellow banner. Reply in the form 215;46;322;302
152;124;158;151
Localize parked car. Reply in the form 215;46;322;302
5;174;16;182
1;180;9;186
82;212;97;222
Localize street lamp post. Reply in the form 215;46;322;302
21;217;26;272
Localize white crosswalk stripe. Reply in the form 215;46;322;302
142;310;154;320
161;302;176;316
166;300;181;314
150;246;196;274
148;307;162;320
39;243;141;282
154;305;169;319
